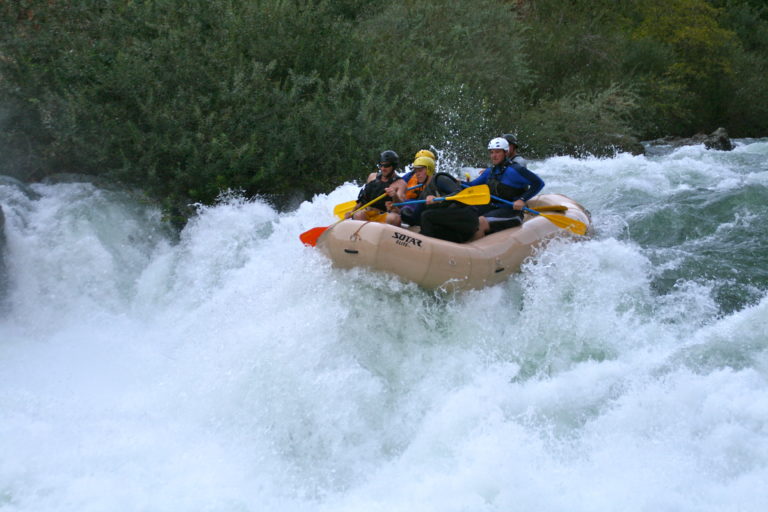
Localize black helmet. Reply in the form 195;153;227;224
379;150;399;167
502;133;518;147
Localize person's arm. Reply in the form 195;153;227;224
346;196;365;218
466;169;489;187
518;167;544;201
436;176;462;196
385;179;407;203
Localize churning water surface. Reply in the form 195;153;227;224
1;140;767;511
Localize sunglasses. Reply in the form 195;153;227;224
378;162;394;168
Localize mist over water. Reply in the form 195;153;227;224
1;141;767;511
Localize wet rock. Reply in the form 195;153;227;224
704;127;735;151
613;134;646;155
649;127;734;151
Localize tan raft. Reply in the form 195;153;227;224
316;193;591;291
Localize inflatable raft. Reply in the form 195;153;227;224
316;193;591;291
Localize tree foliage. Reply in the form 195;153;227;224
1;0;767;219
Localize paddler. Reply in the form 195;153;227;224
387;154;435;227
347;150;406;225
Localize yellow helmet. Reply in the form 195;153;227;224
412;156;436;176
415;149;436;161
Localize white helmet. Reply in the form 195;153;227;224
487;137;509;151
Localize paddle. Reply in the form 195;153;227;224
392;185;490;207
495;197;586;235
300;191;389;246
459;185;586;235
332;200;359;220
301;185;491;246
522;206;587;235
333;184;426;219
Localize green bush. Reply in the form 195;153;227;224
1;0;379;208
1;0;767;220
350;0;532;162
516;84;641;158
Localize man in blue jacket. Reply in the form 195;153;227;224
466;137;545;234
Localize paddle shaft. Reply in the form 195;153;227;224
488;194;587;235
459;183;586;235
485;194;553;217
392;185;489;207
393;197;446;206
391;195;476;206
336;191;387;222
461;183;543;215
335;183;425;218
361;182;424;206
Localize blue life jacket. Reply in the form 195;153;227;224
467;162;544;204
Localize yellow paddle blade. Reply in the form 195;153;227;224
333;200;358;219
334;184;424;218
443;184;490;206
538;213;588;236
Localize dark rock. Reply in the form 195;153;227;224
648;127;734;151
704;127;735;151
616;135;646;155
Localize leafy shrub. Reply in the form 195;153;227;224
1;0;767;219
515;84;641;158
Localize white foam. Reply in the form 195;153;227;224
1;141;767;511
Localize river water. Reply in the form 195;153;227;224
1;140;767;511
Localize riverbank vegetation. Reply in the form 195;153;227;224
2;0;767;218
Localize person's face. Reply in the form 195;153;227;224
413;166;428;181
489;148;506;165
378;161;395;176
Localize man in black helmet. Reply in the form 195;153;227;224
348;150;406;225
502;133;528;168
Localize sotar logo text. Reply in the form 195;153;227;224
392;232;423;248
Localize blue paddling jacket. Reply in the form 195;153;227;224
467;161;544;205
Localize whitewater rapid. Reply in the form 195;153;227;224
1;141;767;511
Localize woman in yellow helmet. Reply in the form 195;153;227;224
415;149;437;161
399;149;436;197
388;155;435;227
404;156;435;200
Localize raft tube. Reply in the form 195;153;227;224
316;194;591;291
